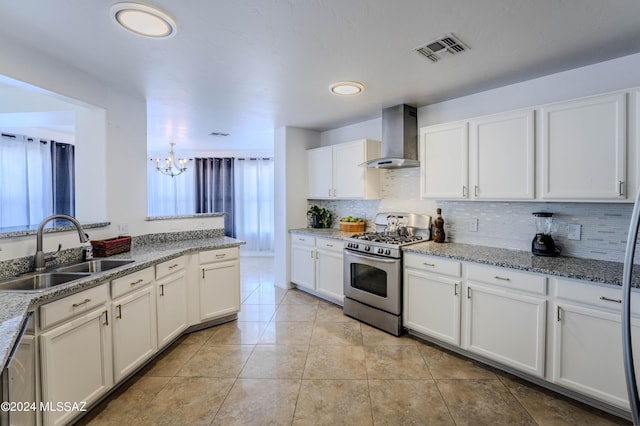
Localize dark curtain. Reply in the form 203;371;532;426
51;142;75;226
194;157;235;237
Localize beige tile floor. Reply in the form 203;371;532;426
80;257;630;425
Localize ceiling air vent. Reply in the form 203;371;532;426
414;33;469;63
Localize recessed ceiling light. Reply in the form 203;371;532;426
330;81;364;96
111;3;177;38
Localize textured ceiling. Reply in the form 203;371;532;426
1;0;640;152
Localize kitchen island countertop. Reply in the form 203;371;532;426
0;235;244;372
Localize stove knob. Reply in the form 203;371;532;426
365;245;370;252
377;248;383;254
385;249;391;255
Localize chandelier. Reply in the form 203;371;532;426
153;142;189;177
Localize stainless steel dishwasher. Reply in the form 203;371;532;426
1;311;36;426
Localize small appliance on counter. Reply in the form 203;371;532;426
531;212;561;256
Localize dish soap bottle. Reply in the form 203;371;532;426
432;208;446;243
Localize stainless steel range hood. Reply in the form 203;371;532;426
365;104;419;169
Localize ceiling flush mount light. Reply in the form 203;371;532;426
330;81;364;96
152;142;190;177
111;2;177;38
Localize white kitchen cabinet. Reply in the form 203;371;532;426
156;257;188;348
552;277;640;409
420;121;469;199
290;234;344;304
315;237;344;303
111;284;157;382
464;265;547;378
290;234;316;291
540;92;627;200
306;139;381;199
403;253;461;345
470;109;535;199
199;247;240;321
40;305;113;426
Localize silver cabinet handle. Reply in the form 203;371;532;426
454;283;459;296
116;304;122;319
328;189;331;197
72;298;91;308
494;276;511;281
423;262;435;267
474;185;479;197
619;180;625;197
168;263;179;269
215;253;226;259
462;186;467;197
557;306;562;322
326;244;333;247
467;287;471;299
600;296;622;304
130;278;144;286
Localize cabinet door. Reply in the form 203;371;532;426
464;283;546;377
112;285;157;382
200;260;240;321
552;302;640;409
315;248;344;304
420;122;469;199
157;270;188;348
333;140;367;199
404;268;461;346
307;146;333;198
470;110;535;199
291;243;315;290
541;93;627;200
40;308;113;426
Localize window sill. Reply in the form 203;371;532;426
145;213;226;221
0;222;111;240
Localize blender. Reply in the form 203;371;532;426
532;212;560;256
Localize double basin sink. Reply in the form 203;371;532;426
0;259;135;292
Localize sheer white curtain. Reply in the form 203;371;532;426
0;135;52;228
147;160;195;216
234;158;274;253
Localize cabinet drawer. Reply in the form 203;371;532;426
554;277;640;313
316;237;342;253
155;255;186;280
404;253;461;277
40;283;109;329
199;247;239;264
111;267;154;299
291;234;315;247
467;264;547;295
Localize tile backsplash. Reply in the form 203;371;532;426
309;168;635;263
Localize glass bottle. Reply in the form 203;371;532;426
432;208;445;243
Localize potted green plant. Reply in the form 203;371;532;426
307;205;333;228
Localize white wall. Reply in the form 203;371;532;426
0;34;147;260
274;127;320;289
320;117;382;146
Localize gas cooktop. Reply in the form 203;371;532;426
349;232;424;246
344;232;425;258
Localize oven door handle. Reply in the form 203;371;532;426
344;250;398;264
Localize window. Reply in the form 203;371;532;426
0;133;75;229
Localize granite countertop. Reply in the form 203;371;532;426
0;236;243;372
404;241;636;287
290;228;636;287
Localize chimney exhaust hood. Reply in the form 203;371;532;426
365;104;419;169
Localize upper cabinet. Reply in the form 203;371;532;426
307;139;381;199
421;109;534;200
420;88;638;203
540;92;627;201
470;109;535;200
420;121;469;199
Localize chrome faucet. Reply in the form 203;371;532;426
34;214;89;272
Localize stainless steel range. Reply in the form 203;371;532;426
343;213;431;336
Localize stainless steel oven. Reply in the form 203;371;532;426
342;212;431;336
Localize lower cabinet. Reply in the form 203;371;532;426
290;234;344;304
403;253;462;345
200;247;241;321
156;269;188;348
552;277;640;410
111;284;157;382
40;306;113;426
464;281;547;378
